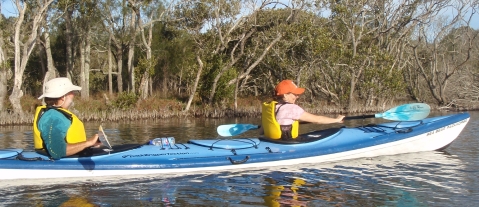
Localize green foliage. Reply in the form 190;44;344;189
112;92;139;110
197;55;236;105
9;0;478;113
89;71;107;94
153;23;196;94
135;57;158;77
359;50;406;100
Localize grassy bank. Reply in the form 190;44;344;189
0;93;475;126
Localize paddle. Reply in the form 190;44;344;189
98;125;112;149
344;102;430;121
216;103;430;137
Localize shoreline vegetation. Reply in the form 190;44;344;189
0;93;475;126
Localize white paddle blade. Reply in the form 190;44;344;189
98;125;112;149
217;124;259;137
377;103;431;121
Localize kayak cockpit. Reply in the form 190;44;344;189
259;127;342;144
10;144;144;161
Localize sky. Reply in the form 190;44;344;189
1;0;478;29
1;0;16;18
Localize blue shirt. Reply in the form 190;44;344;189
37;109;72;159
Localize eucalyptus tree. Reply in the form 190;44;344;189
243;7;349;101
174;0;300;110
0;12;12;111
10;0;54;115
38;0;68;90
75;0;104;99
407;1;478;106
173;0;245;110
59;0;75;79
260;10;345;104
128;0;176;99
125;0;139;93
319;0;449;109
100;0;129;93
40;23;58;88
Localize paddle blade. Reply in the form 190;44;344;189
98;125;112;149
217;124;259;137
376;103;431;121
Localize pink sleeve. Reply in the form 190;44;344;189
275;104;305;125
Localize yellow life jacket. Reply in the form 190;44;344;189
33;106;87;150
261;101;299;139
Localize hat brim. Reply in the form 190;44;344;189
291;87;305;95
38;85;82;99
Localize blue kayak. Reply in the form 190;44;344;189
0;113;470;180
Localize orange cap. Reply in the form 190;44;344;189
275;80;305;95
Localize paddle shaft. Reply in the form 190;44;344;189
344;115;375;120
217;103;430;136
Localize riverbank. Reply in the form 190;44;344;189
0;93;475;126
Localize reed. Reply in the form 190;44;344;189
0;93;473;126
0;111;34;125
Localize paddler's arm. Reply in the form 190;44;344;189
298;112;344;124
65;134;100;156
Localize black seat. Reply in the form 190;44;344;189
259;127;342;144
74;144;143;157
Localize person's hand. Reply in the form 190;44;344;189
336;115;345;123
88;134;101;147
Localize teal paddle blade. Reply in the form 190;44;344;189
217;124;259;137
376;103;430;121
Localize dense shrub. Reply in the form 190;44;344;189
112;92;139;110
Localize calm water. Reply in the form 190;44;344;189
0;111;478;206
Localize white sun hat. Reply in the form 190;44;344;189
38;77;82;99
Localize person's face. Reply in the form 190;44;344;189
60;91;76;109
284;92;300;103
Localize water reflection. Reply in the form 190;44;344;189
263;177;311;206
60;196;97;207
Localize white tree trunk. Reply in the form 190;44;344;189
80;40;86;98
0;16;8;111
42;31;57;89
127;11;136;92
0;69;7;111
10;0;54;115
108;36;113;95
84;32;91;99
184;55;203;112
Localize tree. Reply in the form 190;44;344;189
101;0;129;93
407;2;478;105
0;12;12;111
10;0;54;115
131;0;175;99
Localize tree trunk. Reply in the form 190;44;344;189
42;31;57;86
0;69;7;111
184;55;204;112
80;40;86;98
83;31;91;99
136;9;153;100
115;46;123;93
127;11;137;92
64;6;74;78
0;21;8;111
10;0;54;115
108;37;113;95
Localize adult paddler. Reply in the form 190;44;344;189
33;77;100;159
